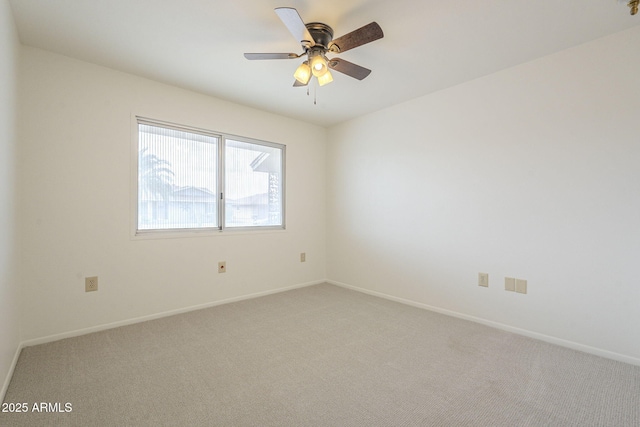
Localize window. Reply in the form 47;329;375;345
136;118;285;234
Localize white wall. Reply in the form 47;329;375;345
0;0;20;397
327;26;640;363
18;47;326;341
10;10;640;370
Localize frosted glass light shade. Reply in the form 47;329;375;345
294;61;311;84
310;53;328;77
317;70;333;86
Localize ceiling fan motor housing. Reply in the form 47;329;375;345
305;22;334;48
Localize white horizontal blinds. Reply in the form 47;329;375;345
225;139;283;228
138;122;218;230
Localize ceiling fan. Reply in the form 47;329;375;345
244;7;384;87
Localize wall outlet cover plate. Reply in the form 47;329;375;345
505;277;516;292
85;276;98;292
478;272;489;287
515;279;527;294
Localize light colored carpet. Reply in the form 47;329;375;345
1;283;639;426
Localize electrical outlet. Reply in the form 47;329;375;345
478;272;489;287
218;261;226;273
85;276;98;292
300;252;306;262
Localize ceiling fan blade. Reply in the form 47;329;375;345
293;79;308;87
329;22;383;53
275;7;315;47
328;58;372;80
244;53;299;60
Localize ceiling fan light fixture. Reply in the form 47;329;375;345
619;0;639;15
294;61;311;84
309;51;328;77
317;69;334;86
244;8;385;93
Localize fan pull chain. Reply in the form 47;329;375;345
313;79;318;105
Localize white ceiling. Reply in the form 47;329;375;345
9;0;640;127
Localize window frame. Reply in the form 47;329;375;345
132;116;286;238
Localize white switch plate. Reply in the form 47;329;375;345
505;277;515;292
300;252;306;262
515;279;527;294
478;272;489;287
218;261;226;273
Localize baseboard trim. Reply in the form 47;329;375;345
1;342;23;402
20;279;325;349
328;280;640;367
